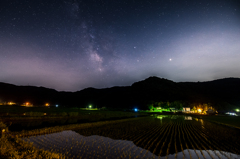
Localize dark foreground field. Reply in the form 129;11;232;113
196;115;240;128
21;115;240;159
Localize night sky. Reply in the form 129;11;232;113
1;0;240;91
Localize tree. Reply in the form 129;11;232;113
175;101;183;111
203;103;208;112
148;104;154;110
192;106;197;113
162;102;170;110
170;101;183;111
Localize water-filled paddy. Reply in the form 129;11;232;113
22;115;240;158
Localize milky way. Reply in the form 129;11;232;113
0;0;240;91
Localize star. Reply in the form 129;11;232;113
0;0;239;91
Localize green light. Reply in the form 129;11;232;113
236;109;239;112
89;105;92;108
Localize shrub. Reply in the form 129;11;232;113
59;112;68;116
68;112;78;117
0;121;7;131
25;112;44;117
49;113;57;116
0;134;64;159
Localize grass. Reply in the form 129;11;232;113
0;120;64;158
0;121;7;131
0;105;95;115
0;105;148;119
0;134;65;159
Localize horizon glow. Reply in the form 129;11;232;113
0;0;240;91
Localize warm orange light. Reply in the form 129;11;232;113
7;102;16;105
45;103;49;106
198;109;202;113
22;102;32;107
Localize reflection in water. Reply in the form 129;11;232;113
163;149;239;159
23;130;158;159
155;115;193;120
171;115;177;119
184;116;192;120
155;115;168;119
199;118;205;129
22;130;240;159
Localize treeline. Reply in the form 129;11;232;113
147;101;184;111
146;101;217;113
0;77;240;111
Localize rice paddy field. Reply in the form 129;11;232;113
22;115;240;159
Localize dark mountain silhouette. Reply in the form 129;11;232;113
0;77;239;111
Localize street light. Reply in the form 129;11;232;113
236;109;239;112
89;105;92;109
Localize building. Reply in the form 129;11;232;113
183;107;191;112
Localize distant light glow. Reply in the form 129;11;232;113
7;102;16;105
134;108;138;112
56;105;59;107
89;105;92;108
226;112;237;116
22;102;33;107
236;109;239;112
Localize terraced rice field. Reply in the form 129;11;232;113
22;115;240;158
